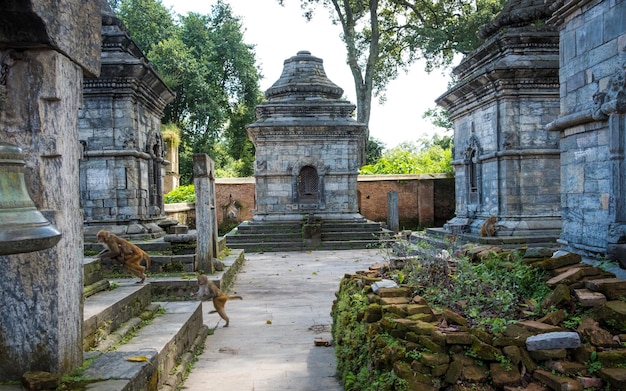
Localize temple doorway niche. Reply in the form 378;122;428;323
465;135;482;209
298;165;319;204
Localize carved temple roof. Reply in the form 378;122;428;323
478;0;563;39
265;50;344;101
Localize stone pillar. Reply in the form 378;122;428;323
193;154;218;274
387;191;399;233
0;0;101;380
417;179;435;227
163;135;180;194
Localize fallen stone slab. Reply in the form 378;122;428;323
533;369;583;391
573;288;607;307
526;331;581;351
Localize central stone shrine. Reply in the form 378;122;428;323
229;50;386;251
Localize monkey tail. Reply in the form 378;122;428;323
144;253;151;270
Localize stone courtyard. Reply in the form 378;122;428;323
0;0;626;390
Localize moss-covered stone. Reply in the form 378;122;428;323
490;362;521;388
534;252;582;270
595;300;626;332
533;369;583;391
470;339;502;361
502;345;521;364
541;283;571;310
442;307;468;326
364;303;382;323
444;332;476;345
407;320;437;335
598;367;626;390
382;304;408;317
420;351;450;367
444;360;464;384
528;348;567;361
596;348;626;367
462;363;489;382
416;335;446;353
537;309;567;325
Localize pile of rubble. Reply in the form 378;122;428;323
332;246;626;390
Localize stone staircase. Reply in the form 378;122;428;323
224;218;393;252
12;235;246;391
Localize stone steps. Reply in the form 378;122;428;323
82;301;206;391
225;219;392;252
46;247;245;391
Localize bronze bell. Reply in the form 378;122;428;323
0;142;61;255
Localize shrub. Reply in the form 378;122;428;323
164;185;195;203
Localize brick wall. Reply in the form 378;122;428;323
166;175;455;231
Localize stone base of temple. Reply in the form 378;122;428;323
83;221;167;242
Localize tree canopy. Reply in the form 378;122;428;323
112;0;262;183
281;0;506;127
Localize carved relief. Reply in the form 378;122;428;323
593;63;626;118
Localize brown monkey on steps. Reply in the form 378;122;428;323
195;274;242;327
480;216;498;237
96;230;151;284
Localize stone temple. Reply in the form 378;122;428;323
228;50;386;250
247;50;367;221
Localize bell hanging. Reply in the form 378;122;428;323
0;142;61;255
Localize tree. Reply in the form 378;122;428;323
366;137;385;165
280;0;506;127
360;135;453;175
113;0;262;183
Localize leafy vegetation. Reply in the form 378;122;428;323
111;0;262;183
394;241;551;331
164;184;195;204
281;0;507;127
360;139;453;175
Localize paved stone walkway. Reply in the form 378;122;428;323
180;249;387;391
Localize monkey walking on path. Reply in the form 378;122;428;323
96;230;151;284
195;274;243;327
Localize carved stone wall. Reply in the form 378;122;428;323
547;0;626;256
436;5;561;239
79;6;174;239
0;0;101;380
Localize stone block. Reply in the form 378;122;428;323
533;369;583;391
490;362;521;388
574;289;607;307
526;332;581;351
598;367;626;391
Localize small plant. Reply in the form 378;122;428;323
585;351;603;374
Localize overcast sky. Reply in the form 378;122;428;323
161;0;453;149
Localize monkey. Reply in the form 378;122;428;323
195;274;242;327
480;216;497;237
96;230;151;284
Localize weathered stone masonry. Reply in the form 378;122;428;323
79;7;174;239
546;0;626;259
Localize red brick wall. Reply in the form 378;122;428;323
167;175;455;231
357;174;455;229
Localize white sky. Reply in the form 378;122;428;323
161;0;453;149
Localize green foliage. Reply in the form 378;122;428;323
366;137;385;165
332;279;371;391
360;142;453;175
423;106;454;132
164;184;195;203
283;0;506;126
114;0;262;183
403;248;551;331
